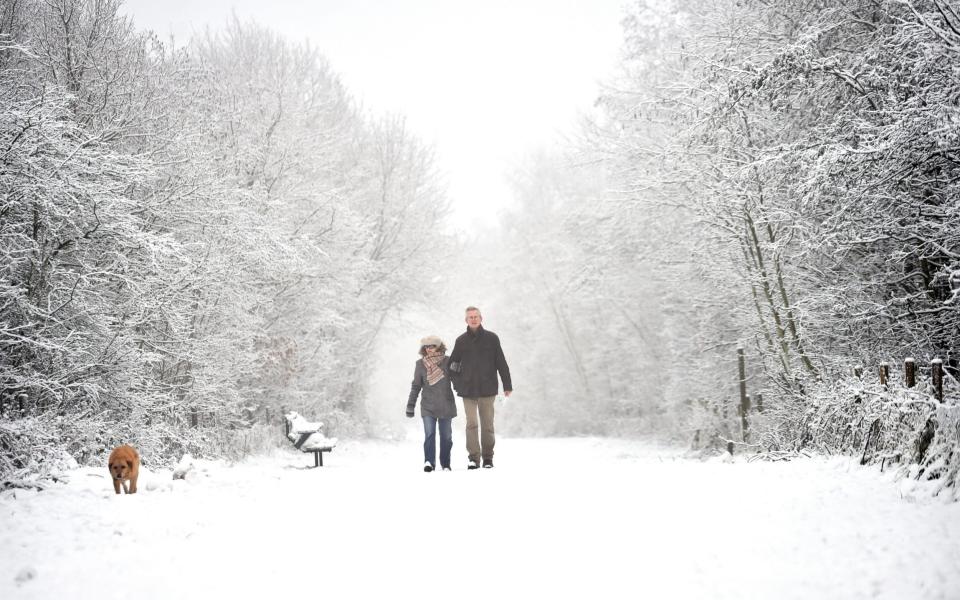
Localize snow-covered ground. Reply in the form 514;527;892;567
2;436;959;599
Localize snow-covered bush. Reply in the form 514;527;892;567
758;375;959;497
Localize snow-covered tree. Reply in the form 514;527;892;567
0;1;454;480
587;0;958;468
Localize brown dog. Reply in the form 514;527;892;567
107;445;140;494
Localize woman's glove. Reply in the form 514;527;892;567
406;410;414;418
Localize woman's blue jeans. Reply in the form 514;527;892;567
422;417;453;468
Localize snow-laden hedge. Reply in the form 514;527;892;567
0;413;302;488
0;412;211;488
761;378;959;499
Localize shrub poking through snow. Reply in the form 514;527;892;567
757;375;959;499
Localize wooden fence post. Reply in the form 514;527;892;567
932;359;944;402
905;358;916;388
755;393;763;413
879;363;890;388
738;347;749;442
740;394;752;442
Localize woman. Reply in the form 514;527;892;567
406;335;457;471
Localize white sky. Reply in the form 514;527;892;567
120;0;628;231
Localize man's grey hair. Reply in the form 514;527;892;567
465;306;481;315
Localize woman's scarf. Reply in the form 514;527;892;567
422;353;445;386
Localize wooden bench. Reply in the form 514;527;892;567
284;411;338;467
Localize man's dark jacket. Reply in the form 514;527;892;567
449;325;512;398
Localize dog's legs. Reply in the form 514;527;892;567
122;480;130;494
113;479;121;495
129;476;138;494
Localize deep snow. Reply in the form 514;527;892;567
2;436;959;599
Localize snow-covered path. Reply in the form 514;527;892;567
2;437;958;599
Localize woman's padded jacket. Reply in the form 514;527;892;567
406;356;457;419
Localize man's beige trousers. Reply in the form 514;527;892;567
462;396;495;464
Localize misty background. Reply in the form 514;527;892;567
1;0;958;489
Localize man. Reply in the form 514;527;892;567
448;306;512;469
